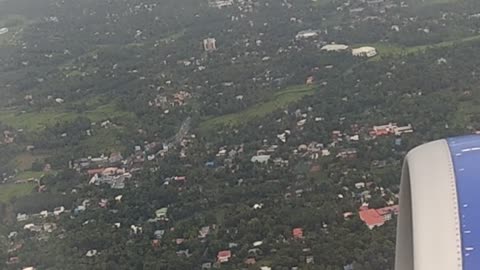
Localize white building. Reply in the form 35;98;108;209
209;0;233;8
251;155;271;164
321;44;349;52
352;46;377;57
0;28;8;35
295;29;319;39
203;38;217;52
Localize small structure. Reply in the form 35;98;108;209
53;206;65;216
292;228;304;239
155;207;168;219
0;28;8;35
352;46;377;57
86;250;98;257
203;38;217;52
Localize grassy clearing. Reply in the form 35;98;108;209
14;170;45;181
0;15;31;48
13;152;50;171
200;85;315;130
0;183;35;203
365;34;480;61
0;102;134;131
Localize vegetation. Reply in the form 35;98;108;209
0;183;35;203
2;0;480;269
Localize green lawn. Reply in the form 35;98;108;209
0;102;134;131
200;85;315;130
0;183;35;203
365;34;480;61
14;171;45;181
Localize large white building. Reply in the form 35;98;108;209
295;29;320;39
352;46;377;57
208;0;233;8
0;28;8;35
321;44;349;52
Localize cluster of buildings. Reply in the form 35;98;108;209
149;91;192;109
370;123;414;137
88;167;130;189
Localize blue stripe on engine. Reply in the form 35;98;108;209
448;135;480;269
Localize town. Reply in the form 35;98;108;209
2;0;480;269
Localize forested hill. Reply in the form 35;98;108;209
1;0;480;269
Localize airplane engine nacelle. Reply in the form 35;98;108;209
396;136;480;270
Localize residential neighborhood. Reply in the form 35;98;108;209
1;0;480;269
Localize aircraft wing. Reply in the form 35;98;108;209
396;135;480;270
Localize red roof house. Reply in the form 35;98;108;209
359;205;399;229
87;168;105;176
292;228;304;239
217;250;232;263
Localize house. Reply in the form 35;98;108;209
53;206;65;216
22;267;36;270
203;38;217;52
292;228;304;239
355;182;365;189
174;176;186;183
245;258;256;265
253;240;263;247
199;226;211;238
24;224;42;232
86;250;97;257
359;205;399;229
17;213;28;222
251;155;270;164
201;262;212;269
155;207;168;220
306;76;314;85
352;46;377;57
217;250;232;263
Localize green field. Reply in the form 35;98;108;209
366;34;480;60
0;183;35;203
0;102;134;131
0;15;28;47
200;85;315;130
14;170;45;181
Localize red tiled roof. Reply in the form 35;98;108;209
359;205;399;227
293;228;304;238
359;209;384;227
217;250;231;258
